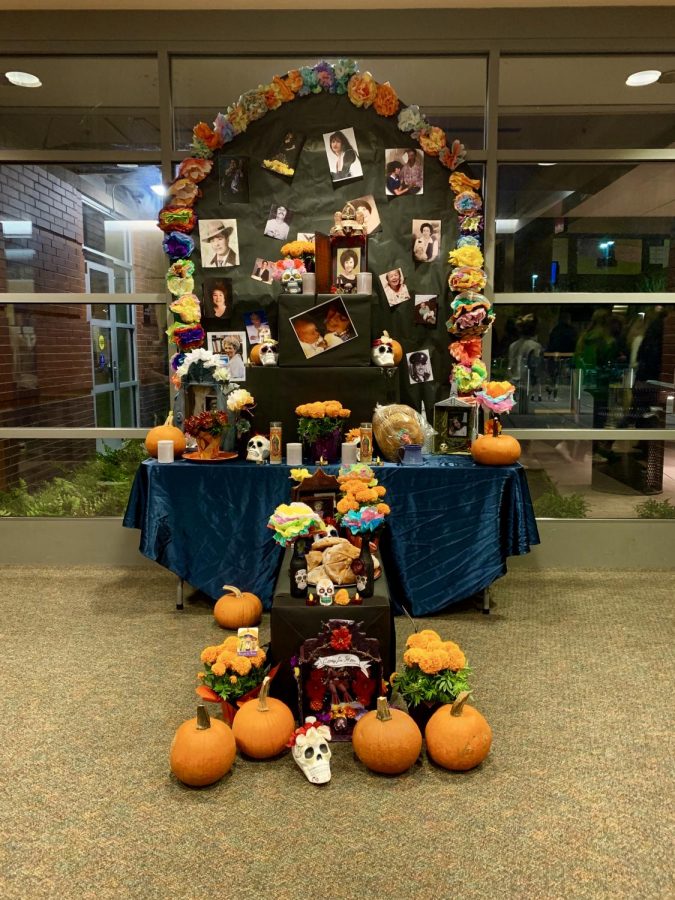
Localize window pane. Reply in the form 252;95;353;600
0;439;147;517
491;302;675;431
0;164;165;294
499;55;675;149
0;56;160;151
495;163;675;293
172;56;486;150
525;441;675;518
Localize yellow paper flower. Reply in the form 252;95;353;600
448;246;484;269
449;172;481;194
227;103;248;134
289;468;312;482
418;126;447;157
227;389;255;412
347;72;377;108
373;81;399;116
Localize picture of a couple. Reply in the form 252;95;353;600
385;149;424;196
290;297;358;360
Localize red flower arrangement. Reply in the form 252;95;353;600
330;626;353;652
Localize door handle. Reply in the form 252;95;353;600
112;361;120;389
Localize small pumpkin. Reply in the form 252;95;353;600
471;433;521;466
425;691;492;771
390;337;403;365
352;696;422;774
169;704;236;787
232;676;295;759
214;585;263;629
145;412;186;459
249;344;263;366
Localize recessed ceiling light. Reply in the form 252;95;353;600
116;164;138;170
150;184;167;197
625;69;661;87
538;162;557;167
4;70;42;88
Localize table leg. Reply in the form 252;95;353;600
176;577;184;611
482;586;490;615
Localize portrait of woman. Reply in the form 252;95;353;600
202;279;232;321
335;248;360;293
323;128;363;183
208;332;247;381
379;268;411;307
263;205;292;241
413;220;440;262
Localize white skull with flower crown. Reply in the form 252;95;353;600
290;717;332;784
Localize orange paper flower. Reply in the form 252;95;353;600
373;81;399;116
450;172;482;194
193;122;222;151
418;126;447;157
347;72;377;108
284;69;303;94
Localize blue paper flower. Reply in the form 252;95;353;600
334;58;359;94
313;60;337;93
298;66;321;96
457;235;481;249
163;232;195;261
214;112;235;145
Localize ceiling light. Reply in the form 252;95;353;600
538;162;556;167
496;219;519;234
625;70;661;87
150;184;167;197
1;220;32;236
116;164;139;170
4;71;42;88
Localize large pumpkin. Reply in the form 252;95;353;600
214;585;263;629
170;704;236;787
232;676;295;759
249;344;263;366
425;692;492;771
471;433;521;466
352;696;422;774
145;412;186;458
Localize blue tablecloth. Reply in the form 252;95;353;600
123;456;539;616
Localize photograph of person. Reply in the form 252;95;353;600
243;310;269;345
263;204;293;241
199;219;239;268
348;194;381;235
290;297;358;359
335;248;361;293
251;258;274;283
207;331;247;381
218;157;249;203
261;131;305;180
407;349;433;384
400;149;424;195
202;279;233;322
322;128;363;183
414;294;439;327
447;413;468;438
413;219;441;262
379;267;411;307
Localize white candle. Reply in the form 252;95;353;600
286;443;303;466
302;273;316;294
341;442;358;465
157;440;174;463
356;272;372;294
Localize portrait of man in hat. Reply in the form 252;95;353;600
407;349;433;384
199;219;239;268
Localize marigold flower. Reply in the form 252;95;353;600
223;636;239;651
200;646;220;664
375;486;387;497
211;661;227;677
403;647;425;667
373;81;399;116
347;72;377;108
376;503;390;515
406;629;441;650
346;427;361;442
442;641;467;671
231;655;252;676
337;497;359;514
230;675;238;684
419;652;443;675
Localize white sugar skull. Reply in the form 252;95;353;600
246;434;270;462
292;718;332;784
355;573;367;591
294;568;308;590
259;342;279;366
316;577;335;605
324;524;339;539
371;332;395;367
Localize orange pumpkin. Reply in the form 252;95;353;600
471;433;521;466
214;585;263;629
425;692;492;771
352;696;422;774
249;344;263;366
145;412;186;458
169;704;236;786
232;676;295;759
390;338;403;365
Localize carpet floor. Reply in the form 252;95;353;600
0;566;673;900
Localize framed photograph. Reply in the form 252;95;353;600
433;399;477;454
206;330;247;381
385;148;424;196
412;219;441;262
261;131;305;181
379;267;410;307
347;194;381;235
289;296;358;360
306;492;336;521
414;294;438;327
251;258;274;284
330;234;367;294
243;310;269;345
218;156;249;203
263;204;293;241
199;219;239;268
322;127;363;184
202;278;233;323
407;349;433;384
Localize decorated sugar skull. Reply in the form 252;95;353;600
294;568;308;590
316;577;335;605
371;333;395;367
259;340;279;367
355;572;367;592
246;434;270;463
291;717;332;784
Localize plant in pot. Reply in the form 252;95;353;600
295;400;351;464
390;629;472;732
196;635;268;724
183;410;231;459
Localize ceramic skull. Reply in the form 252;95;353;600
294;568;308;590
371;333;395;367
259;342;279;366
316;577;335;604
292;718;332;784
246;434;270;462
355;572;367;591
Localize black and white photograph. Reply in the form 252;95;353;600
206;331;247;381
379;267;411;307
201;278;233;323
263;204;293;241
385;148;424;196
218;156;249;203
348;194;381;235
251;258;274;283
412;219;441;262
261;131;305;181
334;247;361;293
323;127;363;183
199;219;239;268
414;294;439;326
407;349;433;384
289;297;358;360
243;310;269;345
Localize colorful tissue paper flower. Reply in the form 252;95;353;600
289;468;312;483
333;58;359;93
347;72;377;108
475;381;516;414
342;507;386;535
226;103;249;135
373;81;399;116
284;69;304;94
270;74;295;104
166;274;194;297
261;81;283;111
193;121;223;151
313;60;337;93
447;293;495;337
173;324;205;350
448;266;487;293
454;190;482;215
459;214;484;234
213;113;235;145
297;65;321;97
448;245;484;269
450;171;482;194
158;206;196;234
238;88;268;123
457;235;481;249
449;337;483;367
169;293;201;324
178;157;213;183
162;231;195;260
397;104;427;134
438;139;467;171
267;502;326;547
167;179;198;206
337;463;376;485
417;125;447;157
227;389;255;412
453;359;488;394
170;352;185;371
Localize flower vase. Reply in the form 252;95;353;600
355;533;375;598
195;431;222;458
289;537;309;599
305;427;342;464
406;700;441;733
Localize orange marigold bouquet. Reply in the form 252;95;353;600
198;636;267;702
335;462;391;534
295;400;351;441
390;629;472;708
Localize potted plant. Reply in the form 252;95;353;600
183;410;231;459
390;629;472;731
295;400;351;463
196;635;268;724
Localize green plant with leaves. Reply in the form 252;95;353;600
390;629;472;708
534;490;588;519
635;497;675;519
